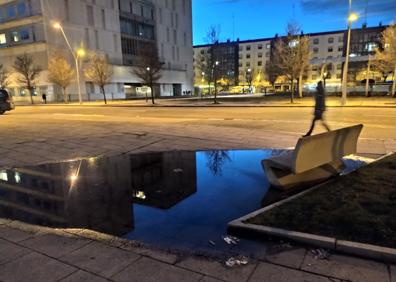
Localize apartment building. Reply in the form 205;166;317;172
193;25;386;93
0;0;193;103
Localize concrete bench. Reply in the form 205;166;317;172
262;124;363;190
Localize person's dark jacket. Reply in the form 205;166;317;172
314;83;326;117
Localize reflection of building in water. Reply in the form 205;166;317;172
0;151;197;235
0;158;134;236
130;151;197;209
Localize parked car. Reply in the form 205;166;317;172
0;89;15;115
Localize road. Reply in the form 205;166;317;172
0;105;395;167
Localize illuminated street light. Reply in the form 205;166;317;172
146;67;150;71
53;22;84;104
341;1;358;106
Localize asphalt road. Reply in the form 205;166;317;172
2;105;395;140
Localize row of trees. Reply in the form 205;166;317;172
0;45;164;104
197;23;396;102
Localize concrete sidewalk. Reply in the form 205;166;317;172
14;96;396;108
0;219;394;282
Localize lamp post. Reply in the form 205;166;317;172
341;1;358;106
53;22;85;104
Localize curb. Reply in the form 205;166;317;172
228;153;396;263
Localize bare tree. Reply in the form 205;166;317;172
132;45;163;104
265;59;281;89
202;26;221;103
0;64;9;89
48;52;75;103
245;68;254;93
272;22;310;102
85;54;113;104
373;25;396;97
13;53;42;104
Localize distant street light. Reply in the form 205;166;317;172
53;22;85;104
341;0;358;106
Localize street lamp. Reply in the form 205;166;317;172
53;22;85;104
341;3;358;106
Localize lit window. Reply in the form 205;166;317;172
366;42;377;52
289;39;299;47
15;172;21;183
11;31;19;42
0;171;8;181
266;43;270;49
0;34;6;44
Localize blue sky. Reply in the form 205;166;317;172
192;0;396;45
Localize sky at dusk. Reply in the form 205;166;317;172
192;0;396;46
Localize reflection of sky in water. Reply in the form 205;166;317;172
125;150;274;253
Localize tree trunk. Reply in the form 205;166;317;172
62;87;68;103
150;84;155;104
298;72;303;98
214;81;217;104
392;65;396;98
28;87;34;104
290;80;294;103
100;86;107;104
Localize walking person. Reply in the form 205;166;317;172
303;81;330;137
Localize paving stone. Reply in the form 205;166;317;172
0;252;76;282
120;242;179;264
250;262;337;282
176;257;256;282
112;257;202;282
391;265;396;282
265;247;306;269
0;238;31;265
60;270;109;282
0;225;36;242
301;253;389;282
20;233;91;258
60;241;141;278
199;276;224;282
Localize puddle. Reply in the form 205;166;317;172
0;149;366;256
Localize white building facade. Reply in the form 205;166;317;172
0;0;193;103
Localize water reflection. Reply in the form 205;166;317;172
205;150;231;176
0;151;197;236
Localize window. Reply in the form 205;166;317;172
312;66;318;71
20;29;29;40
246;62;250;67
258;52;262;58
246;54;250;59
7;5;16;17
84;28;90;47
328;37;334;43
338;36;344;42
265;52;270;57
258;61;262;66
95;30;99;49
328;47;333;52
101;9;106;29
87;5;94;26
0;171;7;182
266;43;270;49
246;45;251;51
258;44;262;49
11;31;19;42
338;46;343;52
17;3;26;16
313;38;319;44
312;75;317;80
173;29;177;44
239;46;243;51
64;0;69;21
0;34;6;45
183;32;187;46
313;47;318;53
113;34;118;51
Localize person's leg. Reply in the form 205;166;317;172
303;118;318;137
320;116;331;132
